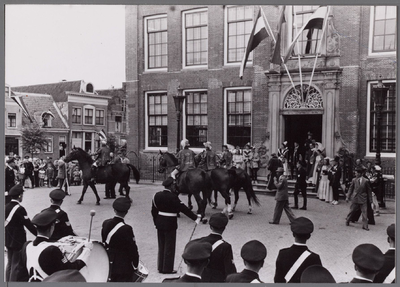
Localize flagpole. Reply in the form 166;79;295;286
259;6;297;93
293;6;304;102
306;6;331;97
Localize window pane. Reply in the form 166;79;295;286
229;22;236;35
375;6;386;20
386;6;396;18
200;12;207;25
186;13;193;27
373;36;384;50
245;6;253;19
375;21;385;35
385;19;396;34
228;7;237;21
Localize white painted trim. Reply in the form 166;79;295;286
68;95;108;106
144;91;168;150
182;8;209;69
144;14;168;72
71;107;82;125
365;80;396;157
83;105;95;126
368;6;397;57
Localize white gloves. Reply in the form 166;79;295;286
195;214;202;225
76;242;93;264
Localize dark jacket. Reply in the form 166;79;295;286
275;175;289;201
5;166;16;191
226;269;263;283
41;205;75;241
329;164;342;187
24;161;34;175
347;177;372;204
170;274;202;282
295;166;307;189
373;249;395;283
176;147;196;172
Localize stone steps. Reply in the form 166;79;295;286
252;176;317;197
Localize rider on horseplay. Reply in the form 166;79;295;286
200;141;219;171
90;140;111;182
170;139;196;180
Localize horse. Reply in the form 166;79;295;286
64;148;140;205
158;151;211;219
212;167;261;214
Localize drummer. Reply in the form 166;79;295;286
15;209;92;282
41;189;76;241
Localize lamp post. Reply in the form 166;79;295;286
173;88;185;153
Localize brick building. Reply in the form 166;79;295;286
124;5;396;170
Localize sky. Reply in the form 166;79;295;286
5;5;126;90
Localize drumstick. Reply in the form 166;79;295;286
88;210;96;241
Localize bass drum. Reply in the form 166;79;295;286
56;236;109;282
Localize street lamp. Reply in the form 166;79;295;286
173;88;185;153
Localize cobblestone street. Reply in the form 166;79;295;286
9;181;395;283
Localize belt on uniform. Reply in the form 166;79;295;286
158;212;178;217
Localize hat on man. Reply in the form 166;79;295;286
43;269;86;282
24;155;29;159
49;189;66;201
32;209;59;228
291;217;314;235
352;243;384;272
162;177;175;188
387;223;395;240
300;265;336;283
112;197;131;212
209;213;229;229
374;165;382;172
355;165;366;172
241;240;267;262
203;141;212;148
271;153;277;157
6;158;15;164
8;184;24;197
276;167;284;173
182;240;212;261
307;132;313;136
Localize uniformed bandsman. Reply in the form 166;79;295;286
349;243;384;283
101;197;140;282
300;265;336;283
5;184;37;281
274;217;322;283
374;224;395;283
152;177;201;274
41;189;76;241
5;157;17;204
42;269;86;282
16;209;91;282
226;240;267;283
197;213;236;282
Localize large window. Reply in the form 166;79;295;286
72;107;82;124
146;15;168;70
148;93;168;147
369;81;396;154
227;89;251;147
95;109;105;125
84;132;93;153
84;107;94;125
186;91;208;147
371;6;396;53
184;9;208;66
45;137;53;153
292;6;322;56
226;6;253;63
8;113;16;128
72;132;83;149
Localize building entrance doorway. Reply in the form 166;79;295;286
284;114;322;150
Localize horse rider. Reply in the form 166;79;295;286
90;139;111;182
170;139;196;180
220;145;233;169
200;141;219;171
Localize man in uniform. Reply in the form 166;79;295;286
293;160;307;210
16;209;91;282
349;243;384;283
5;157;17;204
226;240;267;283
220;145;233;169
345;166;373;230
170;139;196;179
329;156;342;205
5;184;37;281
374;223;395;283
90;139;111;182
200;141;218;171
41;189;76;241
102;197;140;282
197;213;236;282
151;177;201;274
274;217;322;283
22;156;35;188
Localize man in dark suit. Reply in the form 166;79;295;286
102;197;140;282
197;213;236;282
41;189;76;242
5;157;17;204
5;184;37;281
289;142;301;179
22;156;35;188
151;177;201;274
346;166;373;230
226;240;267;283
267;153;282;191
349;243;384;283
274;217;322;283
329;156;342;205
16;209;90;282
374;224;395;283
269;167;296;225
293;161;307;210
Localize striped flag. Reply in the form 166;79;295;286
271;6;286;65
10;92;33;123
97;129;107;141
239;8;270;79
283;6;329;63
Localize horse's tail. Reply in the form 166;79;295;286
127;164;141;184
243;172;261;206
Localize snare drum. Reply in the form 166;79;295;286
133;260;149;282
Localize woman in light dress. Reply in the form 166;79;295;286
311;150;324;186
317;157;333;202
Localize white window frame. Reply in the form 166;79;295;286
45;137;53;153
83;105;95;125
224;5;254;66
7;113;17;128
182;8;208;69
366;80;396;158
144;91;169;151
95;109;105;126
144;14;168;72
223;87;253;146
368;6;397;57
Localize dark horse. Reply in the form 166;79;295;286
64;148;140;205
158;151;211;219
212;167;260;214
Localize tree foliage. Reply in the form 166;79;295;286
21;123;48;156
